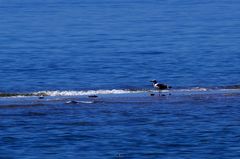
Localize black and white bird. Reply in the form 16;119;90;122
150;80;171;93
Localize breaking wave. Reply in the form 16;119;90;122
34;89;145;97
0;85;239;98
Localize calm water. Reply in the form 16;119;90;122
0;0;240;158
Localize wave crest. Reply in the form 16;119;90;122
34;89;144;97
0;85;239;98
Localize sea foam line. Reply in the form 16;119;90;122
1;86;239;98
34;89;145;96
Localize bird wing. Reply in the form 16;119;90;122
156;83;168;89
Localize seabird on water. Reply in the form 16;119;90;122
150;80;171;95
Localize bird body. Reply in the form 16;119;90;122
150;80;170;90
153;83;168;90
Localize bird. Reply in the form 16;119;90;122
150;80;171;95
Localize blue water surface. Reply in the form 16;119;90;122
0;0;240;158
0;0;239;92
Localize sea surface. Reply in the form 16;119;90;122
0;0;240;158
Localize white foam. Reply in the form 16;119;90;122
30;88;208;97
173;87;208;92
34;89;145;97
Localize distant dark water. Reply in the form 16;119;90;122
0;0;239;92
0;0;240;158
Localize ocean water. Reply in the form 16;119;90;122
0;0;240;158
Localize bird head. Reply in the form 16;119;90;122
150;80;157;84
